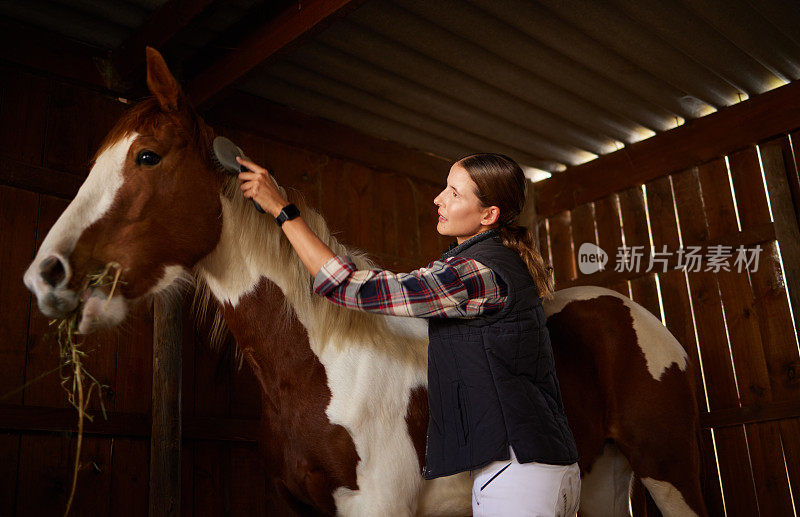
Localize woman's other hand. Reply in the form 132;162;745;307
236;156;289;216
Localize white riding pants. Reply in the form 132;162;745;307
470;446;581;516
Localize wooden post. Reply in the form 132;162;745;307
149;295;182;517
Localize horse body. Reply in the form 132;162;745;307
22;48;707;516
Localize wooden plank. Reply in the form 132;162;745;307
109;438;149;517
699;428;727;517
394;175;422;265
0;66;49;166
759;143;800;341
0;156;83;199
535;78;800;217
205;94;450;185
619;186;660;316
187;0;366;107
193;441;230;517
548;210;575;287
779;417;800;509
569;202;596;281
44;82;127;177
0;405;260;441
230;443;268;517
0;186;38;405
672;166;760;515
0;432;20;516
150;295;183;517
376;171;400;260
787;131;800;230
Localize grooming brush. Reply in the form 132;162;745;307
212;136;266;213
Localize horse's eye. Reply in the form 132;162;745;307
136;150;161;166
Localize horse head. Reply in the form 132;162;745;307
24;48;223;333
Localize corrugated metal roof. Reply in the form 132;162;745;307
4;0;800;181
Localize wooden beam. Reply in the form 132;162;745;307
111;0;216;85
0;404;260;442
187;0;365;108
203;91;450;184
700;399;800;429
0;156;83;200
150;296;183;517
535;79;800;217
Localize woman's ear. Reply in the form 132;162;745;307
481;206;501;226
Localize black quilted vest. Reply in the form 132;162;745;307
422;228;579;479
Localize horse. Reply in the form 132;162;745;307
23;47;707;516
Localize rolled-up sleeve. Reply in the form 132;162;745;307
313;255;506;318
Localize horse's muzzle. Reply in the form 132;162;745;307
24;252;79;318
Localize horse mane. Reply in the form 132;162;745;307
193;173;429;370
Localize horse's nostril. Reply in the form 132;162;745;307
40;256;67;287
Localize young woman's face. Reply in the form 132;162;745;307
434;163;498;244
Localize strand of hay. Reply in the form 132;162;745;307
54;261;122;517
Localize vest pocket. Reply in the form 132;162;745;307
454;381;470;447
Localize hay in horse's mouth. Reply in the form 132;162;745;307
48;261;123;516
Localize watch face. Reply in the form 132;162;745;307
284;204;301;218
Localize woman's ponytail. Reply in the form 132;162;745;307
499;224;554;299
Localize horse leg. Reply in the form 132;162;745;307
577;440;635;517
614;430;707;517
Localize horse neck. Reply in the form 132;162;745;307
195;192;429;370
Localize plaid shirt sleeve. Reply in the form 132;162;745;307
312;255;507;318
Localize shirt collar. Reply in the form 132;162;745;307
440;227;501;260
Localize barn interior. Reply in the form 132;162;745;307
1;0;800;515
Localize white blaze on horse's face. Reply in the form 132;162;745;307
23;134;137;331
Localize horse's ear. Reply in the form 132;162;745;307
146;47;182;112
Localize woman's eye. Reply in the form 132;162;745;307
136;150;161;166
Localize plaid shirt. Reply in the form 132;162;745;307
312;255;508;318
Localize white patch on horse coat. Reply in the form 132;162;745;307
147;264;190;295
578;441;634;517
544;286;687;381
24;134;137;314
195;198;263;307
640;478;699;517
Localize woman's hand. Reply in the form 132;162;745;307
236;156;289;217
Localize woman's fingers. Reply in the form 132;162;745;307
236;156;267;174
237;171;261;182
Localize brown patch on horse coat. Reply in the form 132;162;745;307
220;279;359;514
547;295;706;515
405;386;429;471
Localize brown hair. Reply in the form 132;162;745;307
456;153;554;299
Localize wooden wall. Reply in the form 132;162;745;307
0;61;449;516
535;95;800;514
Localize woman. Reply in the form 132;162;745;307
237;153;581;516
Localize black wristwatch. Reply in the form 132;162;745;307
275;203;301;226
